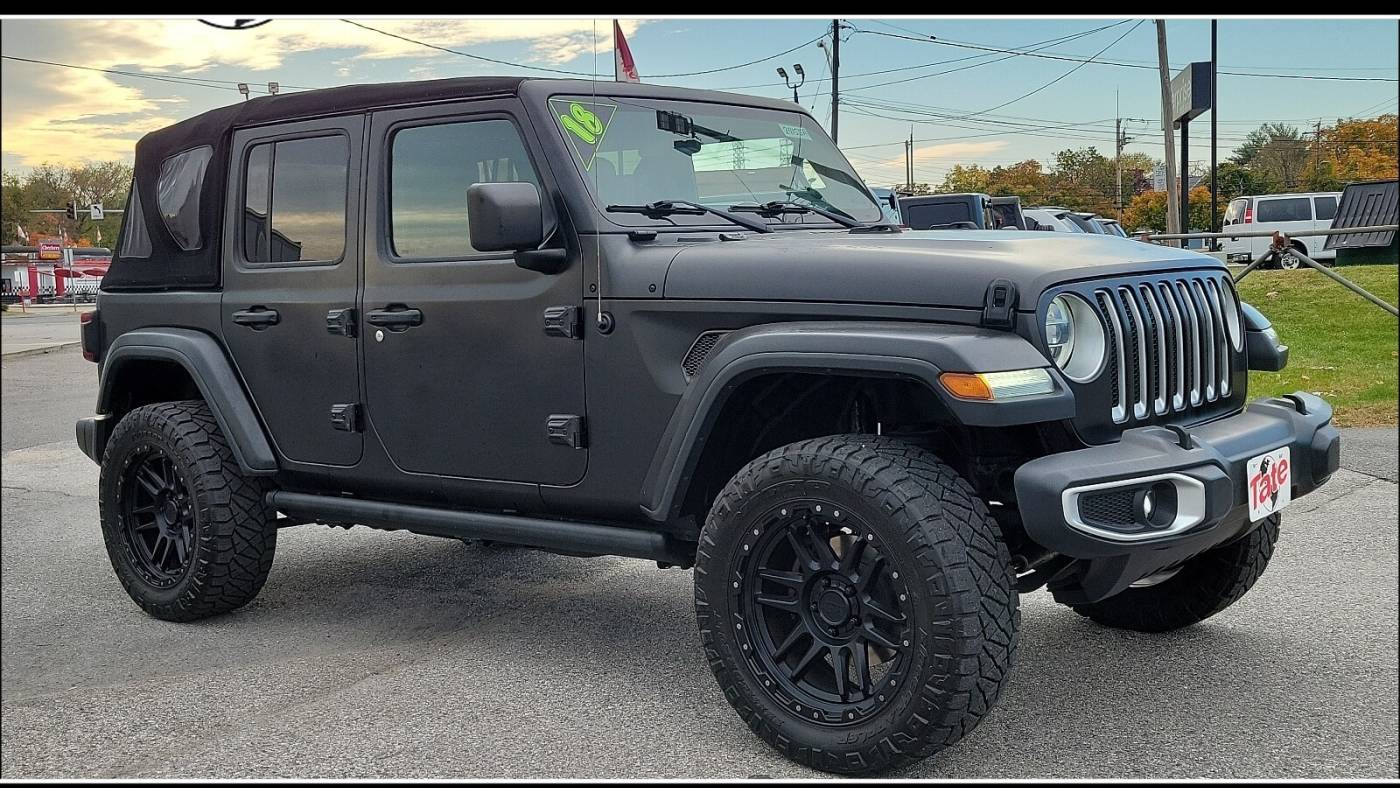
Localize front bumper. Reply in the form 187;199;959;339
1014;392;1340;603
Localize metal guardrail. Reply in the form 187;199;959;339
1142;224;1398;242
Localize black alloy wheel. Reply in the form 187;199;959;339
120;448;197;587
737;500;911;726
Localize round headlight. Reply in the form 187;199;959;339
1044;294;1107;382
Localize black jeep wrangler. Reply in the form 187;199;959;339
77;77;1340;774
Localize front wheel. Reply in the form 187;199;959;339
1066;514;1280;632
695;435;1019;774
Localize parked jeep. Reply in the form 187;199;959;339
78;77;1340;775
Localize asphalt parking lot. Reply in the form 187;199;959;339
2;347;1396;779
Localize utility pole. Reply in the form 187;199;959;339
830;19;841;145
906;127;915;192
1155;20;1181;245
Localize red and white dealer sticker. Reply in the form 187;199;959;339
1246;446;1292;522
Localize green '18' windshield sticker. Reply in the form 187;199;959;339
550;98;617;171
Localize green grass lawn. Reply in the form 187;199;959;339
1236;264;1398;427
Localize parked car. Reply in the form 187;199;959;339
1023;207;1084;233
1092;217;1129;237
898;192;996;229
77;76;1338;776
1221;191;1342;268
989;195;1028;230
870;186;903;225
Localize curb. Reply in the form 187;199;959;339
2;341;81;360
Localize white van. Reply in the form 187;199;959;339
1221;192;1341;268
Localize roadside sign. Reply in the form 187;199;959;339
37;239;62;261
89;203;104;221
1170;61;1212;128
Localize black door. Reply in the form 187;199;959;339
221;116;364;467
361;100;586;485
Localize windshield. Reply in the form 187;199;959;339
549;95;883;226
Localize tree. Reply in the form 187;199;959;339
1123;186;1214;233
1228;123;1306;192
937;164;990;194
0;162;131;246
1302;114;1399;191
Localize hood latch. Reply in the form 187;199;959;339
981;279;1018;329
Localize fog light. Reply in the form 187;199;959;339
1133;481;1178;529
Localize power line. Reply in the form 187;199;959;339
953;21;1145;120
713;20;1129;92
840;21;1132;92
343;19;826;79
0;54;305;94
856;29;1399;82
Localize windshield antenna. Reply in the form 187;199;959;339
592;19;611;333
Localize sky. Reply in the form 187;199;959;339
1;16;1397;188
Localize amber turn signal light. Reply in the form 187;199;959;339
939;372;994;401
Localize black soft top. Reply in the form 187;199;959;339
105;76;802;291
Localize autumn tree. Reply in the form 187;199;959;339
1302;114;1399;191
1123;186;1215;233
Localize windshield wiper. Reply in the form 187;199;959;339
728;200;864;229
605;200;772;234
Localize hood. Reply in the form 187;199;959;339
662;229;1222;310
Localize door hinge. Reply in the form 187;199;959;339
326;307;357;337
543;305;582;339
546;414;586;449
330;403;362;432
981;279;1018;329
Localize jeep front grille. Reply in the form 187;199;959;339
1094;274;1237;424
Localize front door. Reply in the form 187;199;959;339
222;116;365;467
361;100;586;485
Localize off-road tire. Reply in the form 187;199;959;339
695;434;1019;775
1068;514;1280;632
99;400;276;622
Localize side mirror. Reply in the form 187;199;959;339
467;182;545;252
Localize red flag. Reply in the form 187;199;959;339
614;20;639;83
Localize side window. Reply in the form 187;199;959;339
156;145;213;251
242;135;349;264
1255;197;1311;223
389;119;542;259
118;178;152;259
1314;195;1338;222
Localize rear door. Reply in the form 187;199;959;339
360;100;586;485
221;116;364;467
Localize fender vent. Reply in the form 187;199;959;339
682;331;729;380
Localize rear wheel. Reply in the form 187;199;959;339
1067;514;1280;632
695;435;1019;774
99;400;277;622
1278;243;1306;269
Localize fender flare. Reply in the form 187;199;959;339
638;320;1075;522
97;328;278;475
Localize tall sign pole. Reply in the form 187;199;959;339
1155;21;1181;242
830;19;840;145
1210;19;1219;234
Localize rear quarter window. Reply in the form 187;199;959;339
156;146;213;251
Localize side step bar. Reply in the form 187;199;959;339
265;490;694;567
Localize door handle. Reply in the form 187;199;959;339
232;307;280;329
365;306;423;331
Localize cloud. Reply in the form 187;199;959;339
1;18;648;167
